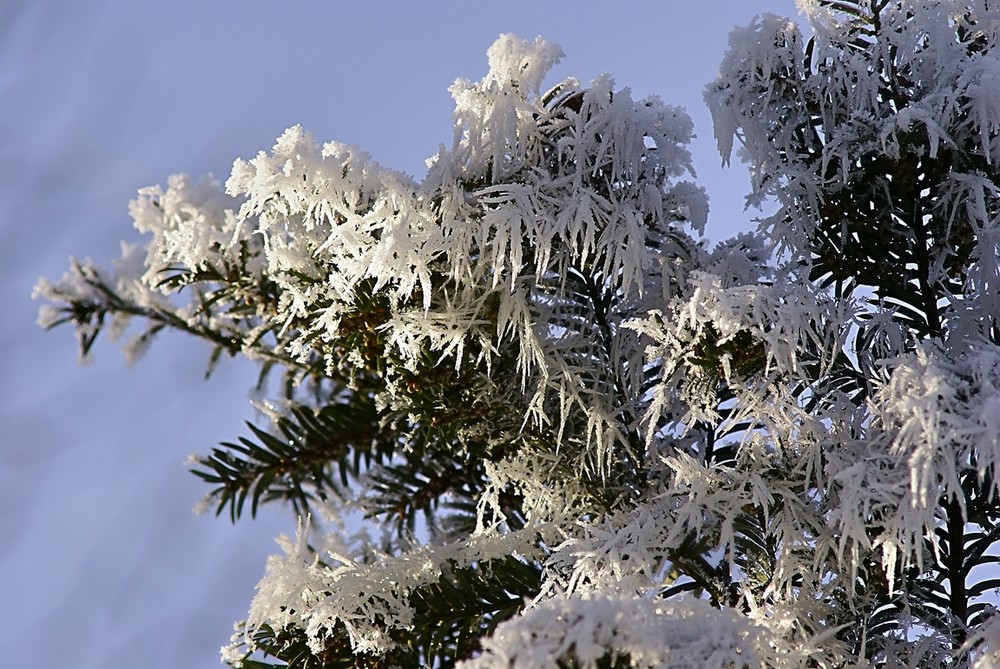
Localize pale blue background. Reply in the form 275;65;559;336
1;1;795;666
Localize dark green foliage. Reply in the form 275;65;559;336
403;555;542;666
226;556;541;669
234;623;355;669
190;396;386;521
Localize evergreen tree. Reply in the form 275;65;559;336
33;3;1000;667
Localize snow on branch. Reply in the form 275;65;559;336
459;593;797;669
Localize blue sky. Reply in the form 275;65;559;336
1;1;796;666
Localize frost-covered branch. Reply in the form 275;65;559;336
37;8;1000;668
